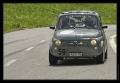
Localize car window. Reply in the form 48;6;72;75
57;14;98;29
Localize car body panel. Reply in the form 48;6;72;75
55;28;102;39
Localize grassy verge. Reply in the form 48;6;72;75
4;3;116;33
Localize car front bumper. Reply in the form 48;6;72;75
50;42;103;58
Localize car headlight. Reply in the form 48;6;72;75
55;40;61;46
91;40;97;45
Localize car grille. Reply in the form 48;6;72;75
63;41;88;46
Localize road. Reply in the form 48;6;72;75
4;25;117;80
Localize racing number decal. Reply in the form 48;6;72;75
58;49;65;55
58;49;62;55
62;49;65;55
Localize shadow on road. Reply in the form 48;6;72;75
50;59;104;67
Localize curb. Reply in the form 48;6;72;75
109;34;116;54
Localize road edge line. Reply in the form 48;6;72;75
109;34;116;54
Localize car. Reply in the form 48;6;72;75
49;10;108;65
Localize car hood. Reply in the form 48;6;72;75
55;28;101;39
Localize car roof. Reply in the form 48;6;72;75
58;10;99;17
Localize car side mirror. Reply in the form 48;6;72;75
101;26;108;29
50;26;55;30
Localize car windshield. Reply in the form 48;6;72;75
57;14;98;29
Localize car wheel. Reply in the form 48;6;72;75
97;47;106;64
49;51;58;65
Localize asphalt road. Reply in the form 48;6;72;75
4;25;117;80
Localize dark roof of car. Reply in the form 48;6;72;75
59;10;99;16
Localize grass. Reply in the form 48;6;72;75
3;3;116;33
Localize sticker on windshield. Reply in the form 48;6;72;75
69;15;91;18
70;15;82;17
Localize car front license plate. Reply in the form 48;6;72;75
69;53;82;56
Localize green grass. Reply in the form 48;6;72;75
4;3;116;33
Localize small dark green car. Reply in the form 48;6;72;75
49;10;108;65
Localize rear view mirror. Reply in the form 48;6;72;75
101;26;108;29
50;26;55;29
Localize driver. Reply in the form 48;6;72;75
84;16;97;28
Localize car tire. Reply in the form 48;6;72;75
105;49;107;59
97;47;106;64
49;51;58;65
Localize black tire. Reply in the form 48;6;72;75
49;51;58;65
105;49;107;59
97;48;106;64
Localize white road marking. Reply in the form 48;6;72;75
40;40;46;43
25;47;34;51
25;40;46;51
109;34;116;54
4;59;17;66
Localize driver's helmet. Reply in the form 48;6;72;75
84;16;94;27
